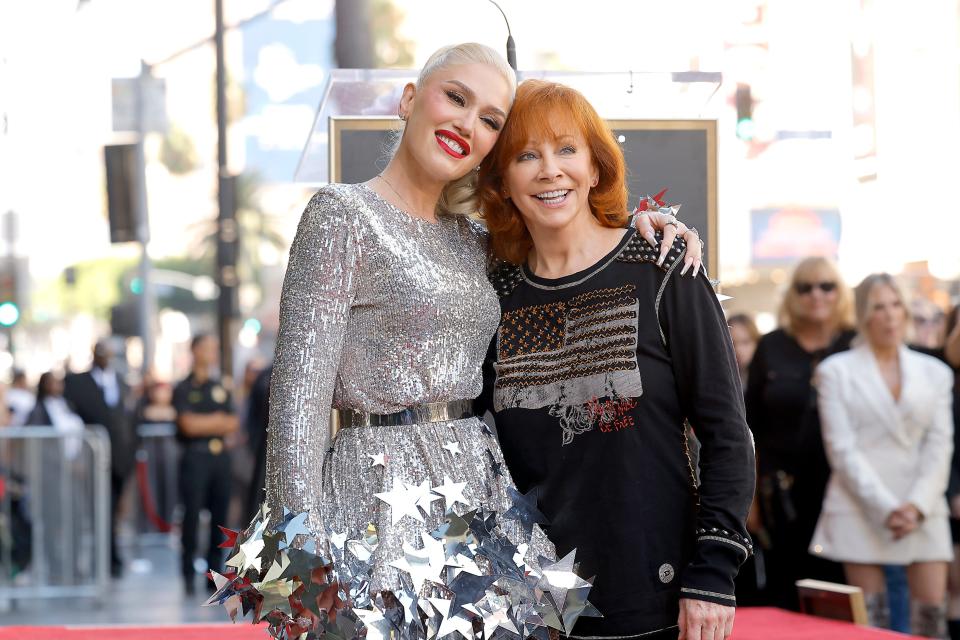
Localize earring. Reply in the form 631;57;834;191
398;111;407;121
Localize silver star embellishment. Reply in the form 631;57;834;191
375;478;425;525
538;549;592;620
354;607;394;640
367;452;387;468
389;532;447;593
405;479;442;516
432;475;470;510
480;595;520;638
428;596;475;640
442;440;462;456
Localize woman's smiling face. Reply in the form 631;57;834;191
399;63;511;183
502;126;599;234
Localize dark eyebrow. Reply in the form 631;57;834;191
447;80;508;120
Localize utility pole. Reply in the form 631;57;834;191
215;0;238;387
135;60;156;375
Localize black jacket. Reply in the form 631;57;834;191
63;370;135;478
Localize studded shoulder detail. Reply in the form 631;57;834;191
488;260;524;298
617;231;687;271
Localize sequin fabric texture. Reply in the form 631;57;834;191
265;183;554;592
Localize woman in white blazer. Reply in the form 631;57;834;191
811;273;954;637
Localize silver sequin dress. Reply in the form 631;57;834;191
265;183;554;594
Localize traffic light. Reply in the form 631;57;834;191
0;302;19;328
735;84;755;140
0;267;18;328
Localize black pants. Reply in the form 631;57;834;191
109;472;127;571
178;446;232;580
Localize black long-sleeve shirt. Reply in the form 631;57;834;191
479;229;755;637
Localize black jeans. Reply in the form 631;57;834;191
178;446;232;580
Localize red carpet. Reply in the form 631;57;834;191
731;608;920;639
0;609;923;639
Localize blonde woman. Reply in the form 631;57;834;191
744;257;855;609
811;274;953;636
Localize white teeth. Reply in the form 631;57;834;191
438;134;465;155
535;189;569;203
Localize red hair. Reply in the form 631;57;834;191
478;80;628;264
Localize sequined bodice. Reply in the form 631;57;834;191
337;185;500;410
266;183;501;526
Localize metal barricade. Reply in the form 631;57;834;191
0;425;110;603
133;422;178;543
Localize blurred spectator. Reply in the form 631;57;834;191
63;339;136;578
728;313;761;387
244;363;272;523
912;298;947;350
0;381;9;427
173;334;238;595
811;274;953;637
744;256;855;609
228;357;266;527
135;380;177;425
7;368;35;426
923;304;960;639
27;371;84;460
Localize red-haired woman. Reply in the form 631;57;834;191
478;80;755;640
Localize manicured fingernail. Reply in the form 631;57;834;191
681;259;691;276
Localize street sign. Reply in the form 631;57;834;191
111;76;168;133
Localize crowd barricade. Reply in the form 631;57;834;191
0;425;110;604
133;422;178;542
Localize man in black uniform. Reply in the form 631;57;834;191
173;334;238;594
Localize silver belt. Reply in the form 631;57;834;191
330;399;474;430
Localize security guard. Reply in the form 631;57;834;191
173;334;239;594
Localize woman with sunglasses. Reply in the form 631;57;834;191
744;257;855;610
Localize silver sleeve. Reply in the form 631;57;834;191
265;187;359;539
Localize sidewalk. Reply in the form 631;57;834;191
0;537;228;626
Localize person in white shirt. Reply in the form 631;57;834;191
7;369;35;427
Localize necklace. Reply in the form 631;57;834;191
376;173;436;222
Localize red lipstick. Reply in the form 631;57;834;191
435;129;470;158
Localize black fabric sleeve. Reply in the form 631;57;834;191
474;336;497;418
171;380;190;416
658;264;756;607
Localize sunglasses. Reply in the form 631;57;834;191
794;281;837;295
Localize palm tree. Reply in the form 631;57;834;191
188;172;288;299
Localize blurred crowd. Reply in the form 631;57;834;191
0;255;958;637
728;258;960;638
0;335;274;596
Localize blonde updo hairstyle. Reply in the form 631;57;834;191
396;43;517;217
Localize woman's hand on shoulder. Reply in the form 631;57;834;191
633;211;703;277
